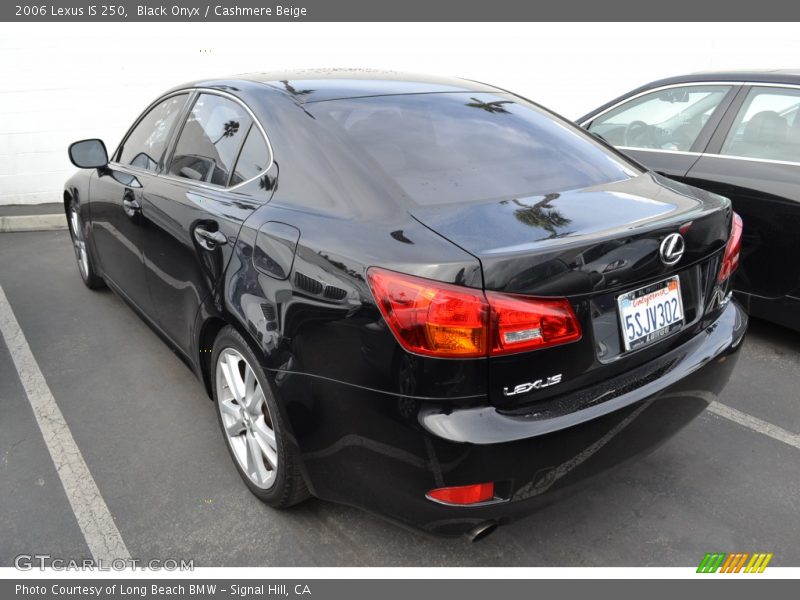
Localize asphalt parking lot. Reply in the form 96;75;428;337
1;229;799;567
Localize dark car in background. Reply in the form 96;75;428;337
65;70;746;539
580;70;800;332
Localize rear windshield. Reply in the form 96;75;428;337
308;92;638;206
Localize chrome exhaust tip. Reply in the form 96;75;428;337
465;520;498;542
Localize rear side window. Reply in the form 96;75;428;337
310;92;637;206
117;94;189;172
229;125;270;186
168;93;253;186
587;85;731;152
720;86;800;163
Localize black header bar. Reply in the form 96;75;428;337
3;1;800;22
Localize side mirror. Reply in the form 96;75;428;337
68;139;109;169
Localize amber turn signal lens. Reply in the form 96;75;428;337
367;268;488;358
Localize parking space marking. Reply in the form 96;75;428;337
672;389;800;450
708;401;800;450
0;284;130;562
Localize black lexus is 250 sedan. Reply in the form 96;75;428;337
580;70;800;332
65;70;746;540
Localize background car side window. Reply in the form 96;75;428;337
116;94;189;172
720;87;800;163
168;94;253;186
229;125;270;186
587;85;731;152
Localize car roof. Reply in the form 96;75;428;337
646;69;800;87
180;69;501;103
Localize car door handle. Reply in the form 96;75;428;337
194;225;227;250
122;196;141;217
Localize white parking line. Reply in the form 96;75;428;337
708;401;800;450
0;284;130;562
670;389;800;450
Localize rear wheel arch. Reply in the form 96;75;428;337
197;312;271;399
198;316;229;398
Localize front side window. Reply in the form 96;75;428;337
117;94;189;172
168;94;253;186
720;86;800;162
309;92;637;206
587;85;731;152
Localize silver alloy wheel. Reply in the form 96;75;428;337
215;348;278;489
69;207;89;279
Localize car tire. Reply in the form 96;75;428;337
211;325;310;508
67;199;105;290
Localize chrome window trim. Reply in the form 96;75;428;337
741;81;800;90
107;161;157;178
616;146;703;157
618;145;800;168
579;81;740;127
701;153;800;168
110;87;274;193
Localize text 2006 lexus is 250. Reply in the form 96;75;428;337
64;70;746;540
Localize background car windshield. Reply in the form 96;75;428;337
587;85;731;151
310;92;637;206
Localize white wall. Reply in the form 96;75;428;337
1;21;798;205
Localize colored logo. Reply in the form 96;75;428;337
697;552;773;573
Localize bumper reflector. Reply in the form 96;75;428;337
426;482;495;505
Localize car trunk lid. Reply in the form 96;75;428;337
410;173;732;408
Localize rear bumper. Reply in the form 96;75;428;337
291;300;747;536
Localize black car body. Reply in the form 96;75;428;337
580;70;800;332
64;70;746;538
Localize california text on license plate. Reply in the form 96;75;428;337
617;276;684;351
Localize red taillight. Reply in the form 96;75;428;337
427;482;495;505
367;268;582;358
366;268;488;358
487;291;582;355
718;212;743;283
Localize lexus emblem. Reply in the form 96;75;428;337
659;233;685;266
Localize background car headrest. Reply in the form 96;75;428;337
790;109;800;134
743;110;788;144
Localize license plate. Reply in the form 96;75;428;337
617;276;684;351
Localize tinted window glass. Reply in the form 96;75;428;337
588;85;731;151
309;93;636;206
230;125;270;186
721;86;800;162
118;94;189;171
168;94;252;186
